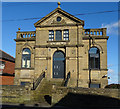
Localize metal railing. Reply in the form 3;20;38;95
64;71;70;87
32;71;45;90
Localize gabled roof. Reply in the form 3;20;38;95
34;7;84;27
0;49;15;62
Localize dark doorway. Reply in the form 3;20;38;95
53;51;65;78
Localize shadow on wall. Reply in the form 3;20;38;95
44;95;52;105
53;92;120;108
2;93;120;109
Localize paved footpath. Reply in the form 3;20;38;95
1;103;120;109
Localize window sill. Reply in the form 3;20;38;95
47;40;70;43
15;68;34;70
83;69;108;71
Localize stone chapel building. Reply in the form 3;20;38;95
14;2;109;88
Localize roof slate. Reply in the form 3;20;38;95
0;49;15;62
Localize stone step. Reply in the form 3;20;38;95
31;79;65;104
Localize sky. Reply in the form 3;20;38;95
1;2;119;84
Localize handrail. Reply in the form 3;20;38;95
64;71;70;87
32;71;45;90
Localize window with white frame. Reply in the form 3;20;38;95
22;48;31;68
63;30;69;40
49;30;69;41
49;30;54;41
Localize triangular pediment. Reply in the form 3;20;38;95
34;8;84;27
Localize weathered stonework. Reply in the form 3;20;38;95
14;4;109;88
52;86;120;107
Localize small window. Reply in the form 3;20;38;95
90;83;100;88
63;30;69;40
49;30;54;41
22;48;31;68
21;82;30;86
57;17;61;22
0;61;5;70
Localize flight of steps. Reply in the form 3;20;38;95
31;78;65;104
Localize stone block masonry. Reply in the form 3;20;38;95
52;86;120;107
1;85;31;104
1;84;120;107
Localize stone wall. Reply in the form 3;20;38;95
52;86;120;107
1;85;120;107
1;85;31;104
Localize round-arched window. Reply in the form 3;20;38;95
89;47;100;69
22;48;31;68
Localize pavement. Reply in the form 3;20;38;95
0;103;120;109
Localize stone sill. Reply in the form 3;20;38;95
83;36;109;40
47;40;70;43
83;69;108;71
14;37;35;42
15;68;34;70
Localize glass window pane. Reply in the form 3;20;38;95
63;30;69;40
49;30;54;41
90;84;100;88
27;59;30;68
89;47;100;69
23;48;31;54
22;59;25;67
22;48;31;68
56;30;62;41
95;58;99;69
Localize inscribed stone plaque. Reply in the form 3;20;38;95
20;70;30;78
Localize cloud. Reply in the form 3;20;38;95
108;69;114;73
101;20;119;35
107;64;114;68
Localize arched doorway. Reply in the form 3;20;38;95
53;51;65;78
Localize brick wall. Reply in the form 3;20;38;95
0;59;15;75
0;76;14;85
0;59;15;85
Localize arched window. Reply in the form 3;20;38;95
89;47;100;69
22;48;31;68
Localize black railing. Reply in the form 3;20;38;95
64;71;70;87
32;71;45;90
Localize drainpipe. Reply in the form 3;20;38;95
77;25;79;87
89;33;91;88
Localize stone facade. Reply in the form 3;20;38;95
14;3;109;88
